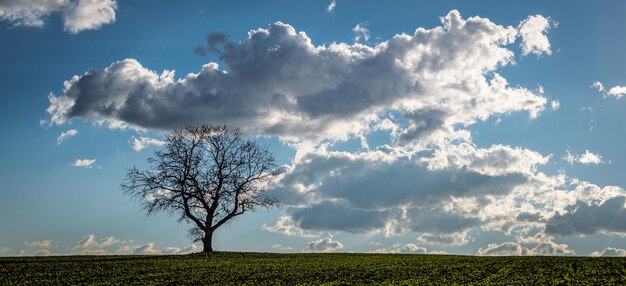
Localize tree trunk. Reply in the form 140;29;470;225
202;231;214;253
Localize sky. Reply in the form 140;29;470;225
1;0;626;257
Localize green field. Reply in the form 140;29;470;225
2;252;626;285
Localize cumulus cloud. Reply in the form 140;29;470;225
133;243;161;255
28;239;52;248
518;15;553;56
477;242;522;256
47;10;547;144
131;136;165;151
591;247;626;257
563;150;604;165
56;129;77;144
545;196;626;236
71;158;96;168
0;0;117;33
369;243;425;254
578;150;604;165
161;244;201;255
477;235;574;256
269;143;549;238
78;234;97;247
304;236;344;253
262;216;320;238
326;0;336;12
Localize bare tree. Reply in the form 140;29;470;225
121;125;278;253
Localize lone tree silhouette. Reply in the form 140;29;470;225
122;125;278;253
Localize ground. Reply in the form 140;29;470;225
2;252;626;285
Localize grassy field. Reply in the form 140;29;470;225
2;252;626;285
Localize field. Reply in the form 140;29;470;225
2;252;626;285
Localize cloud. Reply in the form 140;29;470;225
97;236;117;247
161;244;201;255
304;236;344;253
592;81;605;92
591;247;626;257
352;21;369;42
47;11;547;144
57;129;78;144
415;232;470;246
326;0;336;12
563;150;604;165
45;10;585;248
550;100;560;111
133;243;161;255
71;158;96;168
518;15;553;56
34;249;55;256
271;244;294;251
578;150;604;165
545;196;626;236
593;81;626;99
262;216;320;238
78;234;97;247
477;242;522;256
0;0;117;33
269;143;548;236
369;243;429;254
131;137;165;151
477;235;574;256
28;239;52;248
524;241;574;256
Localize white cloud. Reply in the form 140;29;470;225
562;150;604;165
550;100;560;111
161;244;201;255
28;239;52;248
477;242;522;256
271;244;294;251
47;11;547;145
607;86;626;99
78;234;97;247
369;243;430;254
326;0;336;12
56;129;77;144
592;81;626;99
524;241;574;256
131;136;165;151
578;150;603;165
71;158;96;168
133;243;160;255
518;15;553;56
262;216;320;238
591;247;626;257
304;235;344;253
477;236;574;256
0;0;117;33
592;81;605;92
352;21;369;42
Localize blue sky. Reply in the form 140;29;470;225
2;0;626;256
